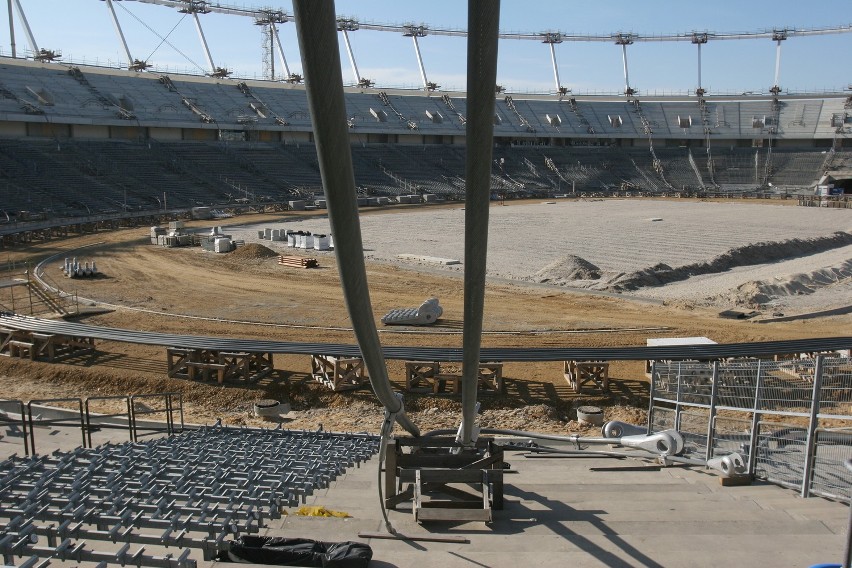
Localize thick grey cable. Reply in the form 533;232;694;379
460;0;501;446
291;0;418;437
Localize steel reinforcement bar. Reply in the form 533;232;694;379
1;314;848;363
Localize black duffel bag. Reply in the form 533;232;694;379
219;535;372;568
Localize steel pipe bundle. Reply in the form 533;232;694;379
1;314;848;364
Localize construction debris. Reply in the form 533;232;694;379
258;228;333;251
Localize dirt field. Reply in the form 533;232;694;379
1;199;850;435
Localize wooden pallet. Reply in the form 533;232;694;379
278;255;318;268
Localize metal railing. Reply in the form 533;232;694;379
3;394;185;455
0;400;29;455
650;356;852;499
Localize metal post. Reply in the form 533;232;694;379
340;28;361;85
6;0;15;58
646;361;657;435
104;0;134;68
705;360;720;462
11;0;38;55
674;361;683;428
271;23;292;78
460;0;500;446
747;360;764;475
773;39;782;91
696;42;702;93
292;0;418;437
843;459;852;568
801;355;825;498
268;25;274;79
548;41;561;94
411;34;429;90
621;43;630;94
191;11;216;75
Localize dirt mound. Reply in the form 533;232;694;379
229;243;278;261
726;281;774;307
606;231;852;291
719;260;852;308
533;255;601;283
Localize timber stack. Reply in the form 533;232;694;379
278;255;319;269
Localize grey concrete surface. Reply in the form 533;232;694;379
1;421;848;568
259;448;848;568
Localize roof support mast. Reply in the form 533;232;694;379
104;0;135;69
271;23;291;78
10;0;38;56
692;33;708;96
187;7;216;75
337;19;361;85
541;32;564;94
615;33;635;95
404;25;431;91
6;0;15;58
771;29;787;95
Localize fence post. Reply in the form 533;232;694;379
705;361;720;462
674;361;683;430
747;359;764;476
801;355;825;498
646;361;657;435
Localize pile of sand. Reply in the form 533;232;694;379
719;260;852;308
533;255;601;283
606;232;852;291
228;243;278;261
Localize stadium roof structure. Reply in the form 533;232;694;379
4;0;852;96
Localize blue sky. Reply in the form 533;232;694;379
3;0;851;94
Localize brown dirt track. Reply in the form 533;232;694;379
1;204;849;435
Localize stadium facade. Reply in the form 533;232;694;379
1;55;851;218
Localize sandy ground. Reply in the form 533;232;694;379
228;199;852;313
0;199;850;434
